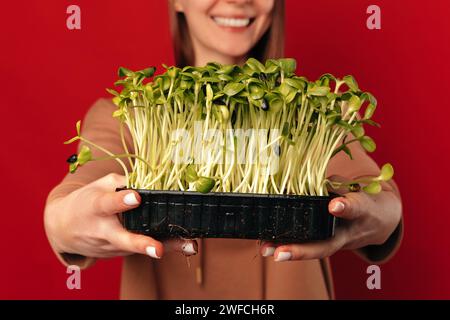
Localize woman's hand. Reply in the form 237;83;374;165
259;185;402;262
44;173;197;260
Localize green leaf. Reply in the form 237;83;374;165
248;84;265;100
161;76;172;91
279;82;296;97
283;78;303;90
249;98;263;108
332;144;353;159
342;145;353;160
114;80;128;87
242;64;257;77
77;145;92;165
106;88;119;96
245;58;265;73
195;177;216;193
337;120;353;131
285;91;297;104
213;93;224;101
167;67;179;79
179;79;193;90
141;67;156;78
118;67;133;77
326;112;341;125
218;74;233;81
112;109;125;119
327;92;338;103
264;64;279;74
361;92;377;107
69;162;79;174
185;165;199;183
278;58;297;74
307;86;330;97
340;92;353;101
230;96;247;105
379;163;394;181
206;62;221;70
213;104;230;123
343;75;359;92
135;73;146;85
265;93;283;113
363;181;382;194
364;104;376;119
362;119;381;128
223;83;245;96
320;73;336;82
112;96;122;107
216;65;235;75
351;125;365;138
360;136;376;152
348;95;362;113
155;96;167;105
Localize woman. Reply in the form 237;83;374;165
44;0;403;299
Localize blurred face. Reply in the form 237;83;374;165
174;0;275;65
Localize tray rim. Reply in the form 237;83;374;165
117;188;337;201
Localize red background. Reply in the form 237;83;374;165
1;0;449;299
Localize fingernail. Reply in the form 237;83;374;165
262;247;275;257
124;193;139;206
182;242;197;256
331;201;345;214
275;252;292;262
146;246;160;259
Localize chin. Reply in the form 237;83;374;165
216;44;253;60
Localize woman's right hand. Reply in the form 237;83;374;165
44;173;198;260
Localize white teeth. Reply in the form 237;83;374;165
213;16;251;28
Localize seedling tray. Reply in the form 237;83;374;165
118;189;336;242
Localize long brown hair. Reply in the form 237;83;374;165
168;0;285;67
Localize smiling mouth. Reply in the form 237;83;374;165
212;16;256;28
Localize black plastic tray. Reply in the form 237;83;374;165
118;189;336;242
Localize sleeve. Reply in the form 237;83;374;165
46;98;133;269
326;137;403;264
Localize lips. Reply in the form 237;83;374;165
212;16;255;28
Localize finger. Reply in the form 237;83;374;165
272;228;347;261
92;190;141;216
260;241;278;257
96;250;133;258
93;173;127;191
164;238;198;256
328;193;363;220
106;228;164;258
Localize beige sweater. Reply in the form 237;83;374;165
46;98;403;299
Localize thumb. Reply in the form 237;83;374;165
91;189;141;216
93;173;127;191
329;193;363;220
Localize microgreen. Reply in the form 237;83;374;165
63;58;394;195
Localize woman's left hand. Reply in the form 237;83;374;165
259;187;402;262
